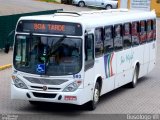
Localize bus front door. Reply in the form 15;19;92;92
84;33;95;92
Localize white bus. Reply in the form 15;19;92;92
11;9;156;110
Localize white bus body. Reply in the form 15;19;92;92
11;9;156;110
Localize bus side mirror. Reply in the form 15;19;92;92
4;43;10;53
4;30;15;53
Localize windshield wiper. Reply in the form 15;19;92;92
28;32;33;61
48;35;67;57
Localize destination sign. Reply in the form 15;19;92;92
17;20;82;36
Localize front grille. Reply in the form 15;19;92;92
24;77;68;85
32;92;57;98
30;86;61;90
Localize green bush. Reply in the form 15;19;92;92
61;0;73;4
43;0;57;2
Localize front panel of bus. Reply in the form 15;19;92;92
11;20;91;105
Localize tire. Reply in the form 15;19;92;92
68;0;72;4
129;66;138;88
105;4;112;10
87;82;100;110
78;1;85;7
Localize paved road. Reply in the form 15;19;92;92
0;0;92;15
0;0;160;116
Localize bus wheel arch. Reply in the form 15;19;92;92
129;62;140;88
96;77;102;95
87;76;102;110
136;62;140;77
134;62;140;78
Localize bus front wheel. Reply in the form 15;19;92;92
87;82;100;110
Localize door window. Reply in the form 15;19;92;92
85;34;94;70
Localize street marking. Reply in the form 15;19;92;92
0;64;12;71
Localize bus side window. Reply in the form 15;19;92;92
153;19;156;40
132;22;139;46
85;34;94;70
95;28;103;57
114;24;123;51
104;26;114;54
140;20;147;44
147;20;153;42
123;23;132;48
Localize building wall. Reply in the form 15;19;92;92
151;0;160;17
55;0;61;3
118;0;130;8
118;0;160;17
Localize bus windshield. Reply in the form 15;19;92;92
13;35;82;76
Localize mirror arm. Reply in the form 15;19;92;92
4;30;15;53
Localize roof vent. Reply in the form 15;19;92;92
54;11;81;17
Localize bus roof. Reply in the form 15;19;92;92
19;9;156;29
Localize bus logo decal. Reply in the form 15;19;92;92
43;86;48;91
104;53;114;78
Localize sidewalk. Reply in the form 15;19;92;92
0;49;12;67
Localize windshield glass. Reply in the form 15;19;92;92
13;35;82;76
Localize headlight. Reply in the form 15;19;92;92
12;75;28;89
63;81;82;92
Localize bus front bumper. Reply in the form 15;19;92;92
11;84;93;105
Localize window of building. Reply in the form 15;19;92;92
123;23;132;48
132;22;139;46
95;28;103;57
104;26;114;54
114;24;123;51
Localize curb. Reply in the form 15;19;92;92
0;64;12;71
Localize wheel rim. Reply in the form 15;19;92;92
94;87;99;103
106;6;111;10
79;2;84;7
